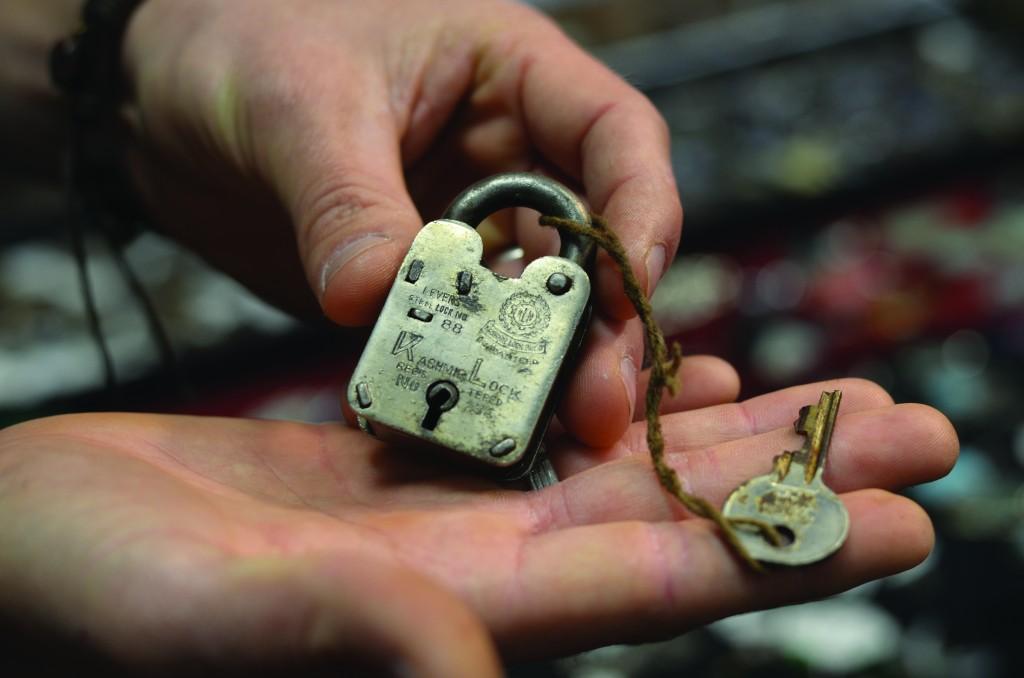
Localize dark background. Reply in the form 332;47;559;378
2;0;1022;675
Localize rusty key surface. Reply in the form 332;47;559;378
722;390;850;566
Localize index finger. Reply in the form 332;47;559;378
508;12;682;318
498;491;931;658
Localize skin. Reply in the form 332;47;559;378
0;1;959;674
0;372;958;674
2;0;672;446
119;0;681;447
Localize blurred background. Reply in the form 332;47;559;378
3;0;1023;675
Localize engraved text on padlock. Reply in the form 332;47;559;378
347;174;593;481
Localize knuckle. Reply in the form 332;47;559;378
297;177;392;249
613;88;667;136
636;522;684;618
669;445;719;500
524;487;562;533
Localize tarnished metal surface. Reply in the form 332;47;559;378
723;391;850;565
348;174;594;482
443;172;593;266
348;173;594;483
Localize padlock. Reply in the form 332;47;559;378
347;173;594;485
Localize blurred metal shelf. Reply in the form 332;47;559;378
591;0;958;88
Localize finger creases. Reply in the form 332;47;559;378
502;25;681;318
541;402;957;531
637;354;741;419
262;81;424;326
318;233;410;326
500;490;931;658
556;377;897;476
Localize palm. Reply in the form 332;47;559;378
0;377;955;669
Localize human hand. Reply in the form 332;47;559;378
0;376;955;674
119;0;680;446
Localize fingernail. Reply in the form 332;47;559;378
645;244;667;297
619;354;637;421
319;234;390;297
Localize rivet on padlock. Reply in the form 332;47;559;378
347;173;595;487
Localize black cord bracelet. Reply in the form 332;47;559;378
50;0;147;240
49;0;183;397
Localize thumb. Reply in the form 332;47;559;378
208;553;502;677
270;103;423;326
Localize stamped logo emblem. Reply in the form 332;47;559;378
499;292;551;337
478;292;551;359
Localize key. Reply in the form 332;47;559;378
527;450;559;491
722;390;850;566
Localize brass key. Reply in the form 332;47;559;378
722;391;850;566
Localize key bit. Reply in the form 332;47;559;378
722;390;849;566
794;391;841;483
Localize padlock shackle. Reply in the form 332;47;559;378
442;173;594;267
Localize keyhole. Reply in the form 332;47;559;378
421;381;459;430
772;525;796;547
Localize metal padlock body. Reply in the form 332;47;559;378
348;174;593;481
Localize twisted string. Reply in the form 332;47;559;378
541;214;784;571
